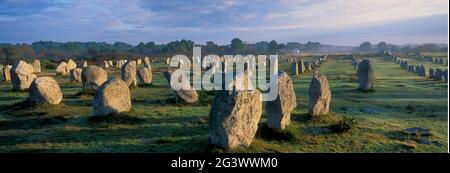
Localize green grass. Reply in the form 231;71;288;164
0;55;448;153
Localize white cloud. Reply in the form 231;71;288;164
260;0;449;30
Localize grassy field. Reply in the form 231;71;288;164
0;55;448;153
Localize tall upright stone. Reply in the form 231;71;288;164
408;65;416;73
137;58;142;65
93;78;131;116
11;60;37;91
298;61;305;73
28;77;63;105
70;68;82;82
416;65;427;77
137;67;152;85
429;68;435;79
56;62;68;75
32;59;41;73
443;69;448;82
104;61;109;68
434;68;444;81
357;59;375;91
82;66;108;91
121;60;137;87
163;70;198;103
265;71;297;129
209;89;262;149
291;62;298;75
2;65;12;81
116;60;121;68
83;61;88;68
143;57;151;67
66;59;77;73
352;57;358;68
308;71;331;116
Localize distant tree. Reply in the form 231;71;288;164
252;41;269;54
268;40;279;54
418;43;441;52
376;42;389;52
286;42;302;50
388;44;399;52
303;41;321;52
203;41;220;56
359;42;372;52
231;38;245;54
0;47;6;60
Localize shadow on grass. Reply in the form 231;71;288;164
255;124;298;142
75;89;95;97
87;114;146;125
0;116;67;130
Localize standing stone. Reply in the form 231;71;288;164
166;58;170;64
298;61;305;73
313;60;319;67
352;57;358;68
403;60;408;70
66;59;77;73
56;62;68;75
108;60;114;67
116;60;121;68
121;60;138;87
209;89;262;149
104;61;109;68
82;66;108;91
357;59;374;91
11;60;37;91
143;57;151;67
3;65;12;81
291;62;298;75
308;71;331;116
28;77;63;105
408;65;416;73
32;59;41;73
137;67;152;85
416;65;426;77
443;69;448;82
305;61;312;71
137;59;142;65
429;68;435;79
93;78;131;116
83;61;88;68
265;71;297;129
70;68;82;82
163;70;198;103
434;68;444;81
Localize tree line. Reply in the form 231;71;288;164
1;39;446;64
356;41;447;54
0;38;322;63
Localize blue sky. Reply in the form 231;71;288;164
0;0;448;46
